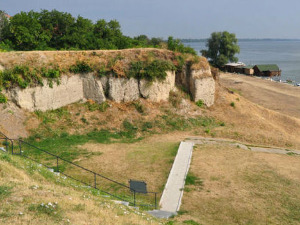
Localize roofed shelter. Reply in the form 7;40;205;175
223;62;245;73
253;64;281;77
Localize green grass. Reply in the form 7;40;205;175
0;185;13;200
28;202;62;220
183;220;201;225
85;101;110;112
185;172;203;186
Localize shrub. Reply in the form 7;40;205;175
196;100;204;107
128;60;176;81
230;102;235;108
69;61;92;73
0;93;7;103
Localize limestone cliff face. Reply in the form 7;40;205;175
1;49;216;111
139;71;175;102
9;75;85;111
5;68;215;112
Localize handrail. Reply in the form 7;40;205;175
0;132;158;209
19;140;131;189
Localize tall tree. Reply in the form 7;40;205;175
7;11;51;50
39;9;75;49
201;31;240;67
66;16;95;49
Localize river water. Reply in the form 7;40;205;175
183;39;300;83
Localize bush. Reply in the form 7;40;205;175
128;59;175;81
0;93;7;103
69;61;92;74
196;100;204;107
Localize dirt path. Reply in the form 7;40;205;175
219;73;300;119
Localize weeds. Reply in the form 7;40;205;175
86;101;110;112
132;101;145;114
28;202;62;220
169;91;182;108
195;100;204;107
230;102;235;108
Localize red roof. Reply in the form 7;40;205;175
5;14;11;19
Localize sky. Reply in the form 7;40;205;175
1;0;299;39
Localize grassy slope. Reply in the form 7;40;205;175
0;153;161;225
1;70;300;224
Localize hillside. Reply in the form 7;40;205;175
0;153;159;225
1;51;300;224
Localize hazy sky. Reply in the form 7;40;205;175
1;0;299;39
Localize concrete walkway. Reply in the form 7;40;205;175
186;136;300;156
148;142;194;218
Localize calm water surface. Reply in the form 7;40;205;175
183;40;300;83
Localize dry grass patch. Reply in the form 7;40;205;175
208;84;300;149
76;135;181;193
0;153;159;225
175;144;300;225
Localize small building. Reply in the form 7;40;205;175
243;65;254;75
223;62;245;73
253;64;281;77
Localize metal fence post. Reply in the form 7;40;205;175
19;139;22;155
133;190;136;207
11;141;14;155
56;156;59;172
94;173;97;189
5;138;8;153
155;193;157;209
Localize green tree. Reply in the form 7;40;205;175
7;11;52;50
167;36;196;55
0;11;9;41
66;16;95;49
39;9;75;49
201;31;240;67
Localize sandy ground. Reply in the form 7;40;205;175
219;73;300;119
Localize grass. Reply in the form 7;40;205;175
0;152;159;225
132;101;145;114
171;144;300;225
0;185;13;200
185;172;203;186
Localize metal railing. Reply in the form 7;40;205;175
0;131;158;209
